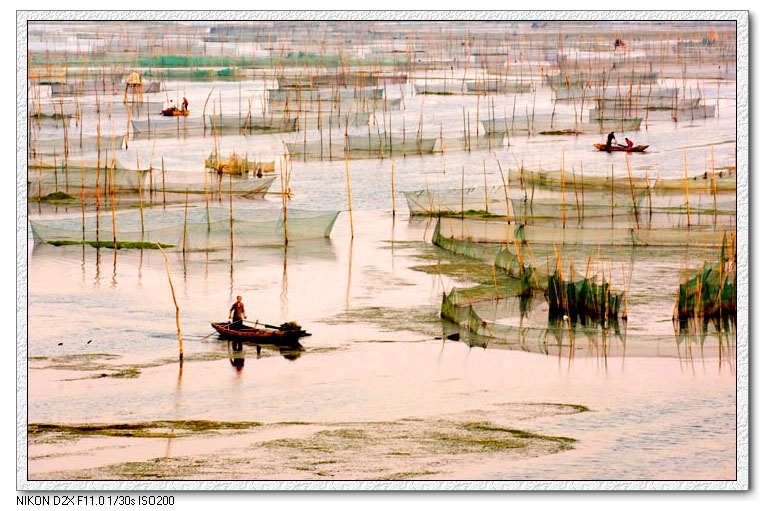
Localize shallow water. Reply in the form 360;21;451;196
27;211;735;480
26;21;737;481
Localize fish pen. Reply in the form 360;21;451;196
29;206;340;250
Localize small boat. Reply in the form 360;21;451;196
211;321;310;344
161;107;190;117
593;144;648;152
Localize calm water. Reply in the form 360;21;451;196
27;42;737;480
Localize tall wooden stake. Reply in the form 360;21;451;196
158;244;183;360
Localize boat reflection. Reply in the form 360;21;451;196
226;339;305;372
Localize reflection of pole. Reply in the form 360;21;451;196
281;245;289;320
345;156;354;238
345;237;353;311
158;244;183;360
391;159;395;217
279;157;289;245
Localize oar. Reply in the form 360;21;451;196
198;330;219;341
242;319;282;330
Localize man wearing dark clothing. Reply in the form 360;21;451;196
605;132;616;151
229;295;247;330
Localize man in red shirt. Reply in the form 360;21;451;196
182;97;189;112
228;296;247;329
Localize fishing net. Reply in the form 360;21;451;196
268;97;400;113
29;135;125;156
27;160;276;198
675;235;737;319
267;88;384;102
29;206;340;249
481;117;643;136
286;134;438;160
437;216;733;248
403;186;509;217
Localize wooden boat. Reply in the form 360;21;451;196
211;321;310;344
161;107;190;117
593;144;648;152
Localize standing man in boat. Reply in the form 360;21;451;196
605;131;616;151
182;96;189;112
229;296;247;330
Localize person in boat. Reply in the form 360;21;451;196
228;296;247;330
605;131;616;150
182;97;189;112
625;137;634;149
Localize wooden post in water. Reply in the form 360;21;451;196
461;166;465;219
109;162;117;249
711;145;717;224
279;157;289;245
204;163;210;231
202;86;215;133
391;159;396;217
229;174;234;257
683;147;691;227
136;151;144;235
610;164;615;224
161;157;167;205
345;156;354;238
561;148;566;227
80;163;86;239
182;188;189;256
624;153;640;230
495;157;511;224
157;244;183;361
483;159;488;212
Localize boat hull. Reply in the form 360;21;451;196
593;144;648;152
211;322;309;344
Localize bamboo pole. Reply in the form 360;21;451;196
109;162;117;250
161;157;166;205
182;188;189;256
624;152;640;229
80;163;85;239
483;159;488;212
495;157;511;224
204;163;210;231
345;156;354;238
158;244;183;360
229;174;234;256
561;148;566;227
391;159;396;217
683;147;691;227
279;156;289;245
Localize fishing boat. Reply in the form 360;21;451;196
211;321;311;344
161;107;190;117
593;144;648;152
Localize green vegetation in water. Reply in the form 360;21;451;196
46;240;174;250
538;130;581;135
422;209;504;219
28;420;263;439
382;470;438;480
31;191;76;203
461;421;577;445
92;368;141;379
533;403;590;413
